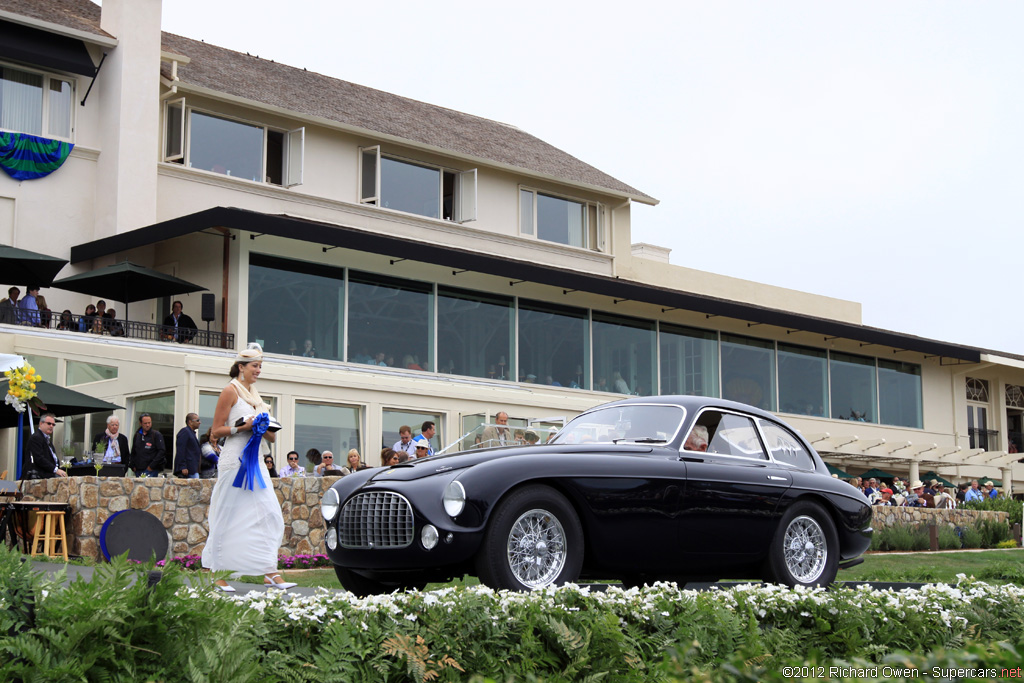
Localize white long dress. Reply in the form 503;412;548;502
201;395;284;576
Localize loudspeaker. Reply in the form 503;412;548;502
201;293;215;322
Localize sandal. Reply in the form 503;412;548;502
264;574;297;590
215;581;236;593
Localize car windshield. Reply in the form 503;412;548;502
550;404;685;445
437;423;561;454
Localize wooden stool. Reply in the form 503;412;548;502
30;510;68;561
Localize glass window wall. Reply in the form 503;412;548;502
294;402;361;474
659;324;718;397
382;409;443;459
348;271;432;371
132;393;176;467
66;360;117;386
380;157;441;219
189;110;263;181
777;343;827;417
518;300;588;388
721;334;776;410
249;254;345;360
878;360;922;428
592;312;655;396
830;352;877;423
436;286;513;381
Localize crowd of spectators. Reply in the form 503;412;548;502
843;473;1002;508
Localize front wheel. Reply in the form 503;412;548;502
765;501;838;587
476;485;583;591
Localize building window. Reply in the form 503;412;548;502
436;286;513;381
383;409;442;457
249;254;345;360
829;352;877;423
592;312;655;396
0;63;73;139
878;360;922;428
721;334;775;411
1006;384;1024;409
347;271;432;371
965;377;989;402
519;188;603;250
777;343;827;417
132;392;175;465
359;146;476;222
163;99;303;186
518;300;588;389
659;324;719;398
295;402;362;472
66;361;118;386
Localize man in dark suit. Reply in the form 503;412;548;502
92;414;130;475
24;412;68;479
173;413;202;478
162;300;198;343
131;413;166;477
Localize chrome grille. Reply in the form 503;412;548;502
339;491;414;549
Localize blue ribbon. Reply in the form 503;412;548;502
232;413;269;491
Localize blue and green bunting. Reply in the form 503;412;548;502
0;132;74;181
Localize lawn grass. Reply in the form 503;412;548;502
270;548;1024;590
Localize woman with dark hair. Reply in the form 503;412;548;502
380;447;399;467
79;303;97;332
201;343;295;592
263;454;279;478
56;309;76;331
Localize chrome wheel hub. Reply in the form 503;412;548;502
783;515;827;583
506;508;567;588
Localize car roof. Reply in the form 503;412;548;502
587;395;781;422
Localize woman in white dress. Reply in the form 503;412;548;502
201;344;295;591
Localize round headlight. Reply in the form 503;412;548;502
325;527;338;550
443;480;466;517
322;487;340;522
421;524;438;550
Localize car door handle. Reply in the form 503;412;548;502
679;456;704;463
767;475;789;482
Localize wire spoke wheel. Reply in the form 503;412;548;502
782;514;827;583
505;508;567;588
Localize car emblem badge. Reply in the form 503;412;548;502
435;465;452;473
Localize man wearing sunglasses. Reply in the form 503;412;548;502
279;450;305;478
25;412;68;479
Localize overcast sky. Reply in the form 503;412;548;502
159;0;1024;354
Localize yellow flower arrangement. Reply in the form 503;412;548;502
5;363;43;413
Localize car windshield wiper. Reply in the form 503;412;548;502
612;437;667;444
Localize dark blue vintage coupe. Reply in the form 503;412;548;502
321;396;872;595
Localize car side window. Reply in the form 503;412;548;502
690;411;767;459
758;419;814;470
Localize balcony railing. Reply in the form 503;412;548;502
18;312;234;349
968;427;999;451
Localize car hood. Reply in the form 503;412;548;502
370;443;657;482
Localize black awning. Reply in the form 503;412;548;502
0;20;96;77
70;206;983;363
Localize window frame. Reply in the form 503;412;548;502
162;99;304;187
358;145;477;223
518;186;603;251
0;61;75;141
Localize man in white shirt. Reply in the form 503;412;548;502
392;426;417;458
279;450;306;477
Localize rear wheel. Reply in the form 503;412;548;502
476;485;583;591
765;501;838;587
334;566;425;597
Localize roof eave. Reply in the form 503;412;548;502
0;9;116;47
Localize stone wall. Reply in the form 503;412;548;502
18;476;332;561
871;506;1008;529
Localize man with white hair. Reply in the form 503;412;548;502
93;415;130;473
683;425;709;452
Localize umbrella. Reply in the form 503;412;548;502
0;381;122;429
0;245;68;287
825;463;852;479
857;467;896;481
920;471;955;487
50;260;205;318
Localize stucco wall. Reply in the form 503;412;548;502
18;475;331;562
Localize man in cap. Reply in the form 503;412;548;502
932;482;955;509
873;488;895;506
984;481;999;500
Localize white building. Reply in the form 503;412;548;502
1;0;1021;492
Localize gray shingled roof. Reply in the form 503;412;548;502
1;0;652;201
158;33;653;202
0;0;109;39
